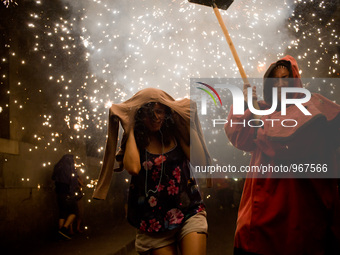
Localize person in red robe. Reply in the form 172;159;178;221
225;55;340;255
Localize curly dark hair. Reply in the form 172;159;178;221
134;102;176;151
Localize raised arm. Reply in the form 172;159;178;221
123;130;141;176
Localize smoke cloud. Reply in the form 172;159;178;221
62;0;296;99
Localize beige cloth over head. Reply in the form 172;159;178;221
93;88;211;200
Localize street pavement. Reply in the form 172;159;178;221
8;199;238;255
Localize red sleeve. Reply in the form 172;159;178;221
254;123;322;160
254;113;338;161
224;105;256;152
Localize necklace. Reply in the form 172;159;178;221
145;130;164;197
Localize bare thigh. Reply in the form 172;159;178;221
180;232;207;255
151;243;178;255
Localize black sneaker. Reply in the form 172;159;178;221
58;227;72;240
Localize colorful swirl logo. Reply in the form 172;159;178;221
196;82;222;106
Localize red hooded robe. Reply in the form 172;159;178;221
225;56;340;255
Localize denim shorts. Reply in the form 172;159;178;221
135;210;208;254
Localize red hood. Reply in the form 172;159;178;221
263;55;303;105
259;55;340;140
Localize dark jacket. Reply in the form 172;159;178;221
52;154;78;195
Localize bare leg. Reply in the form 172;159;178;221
63;214;76;229
180;232;206;255
76;217;83;233
69;223;74;235
151;244;178;255
77;199;84;232
59;219;65;229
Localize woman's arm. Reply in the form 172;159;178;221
123;131;141;175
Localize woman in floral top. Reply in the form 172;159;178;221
123;101;207;255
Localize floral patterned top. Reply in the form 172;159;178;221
127;142;205;233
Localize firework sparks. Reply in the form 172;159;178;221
2;0;17;8
0;0;338;190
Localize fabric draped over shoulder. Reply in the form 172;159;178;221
93;88;211;200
